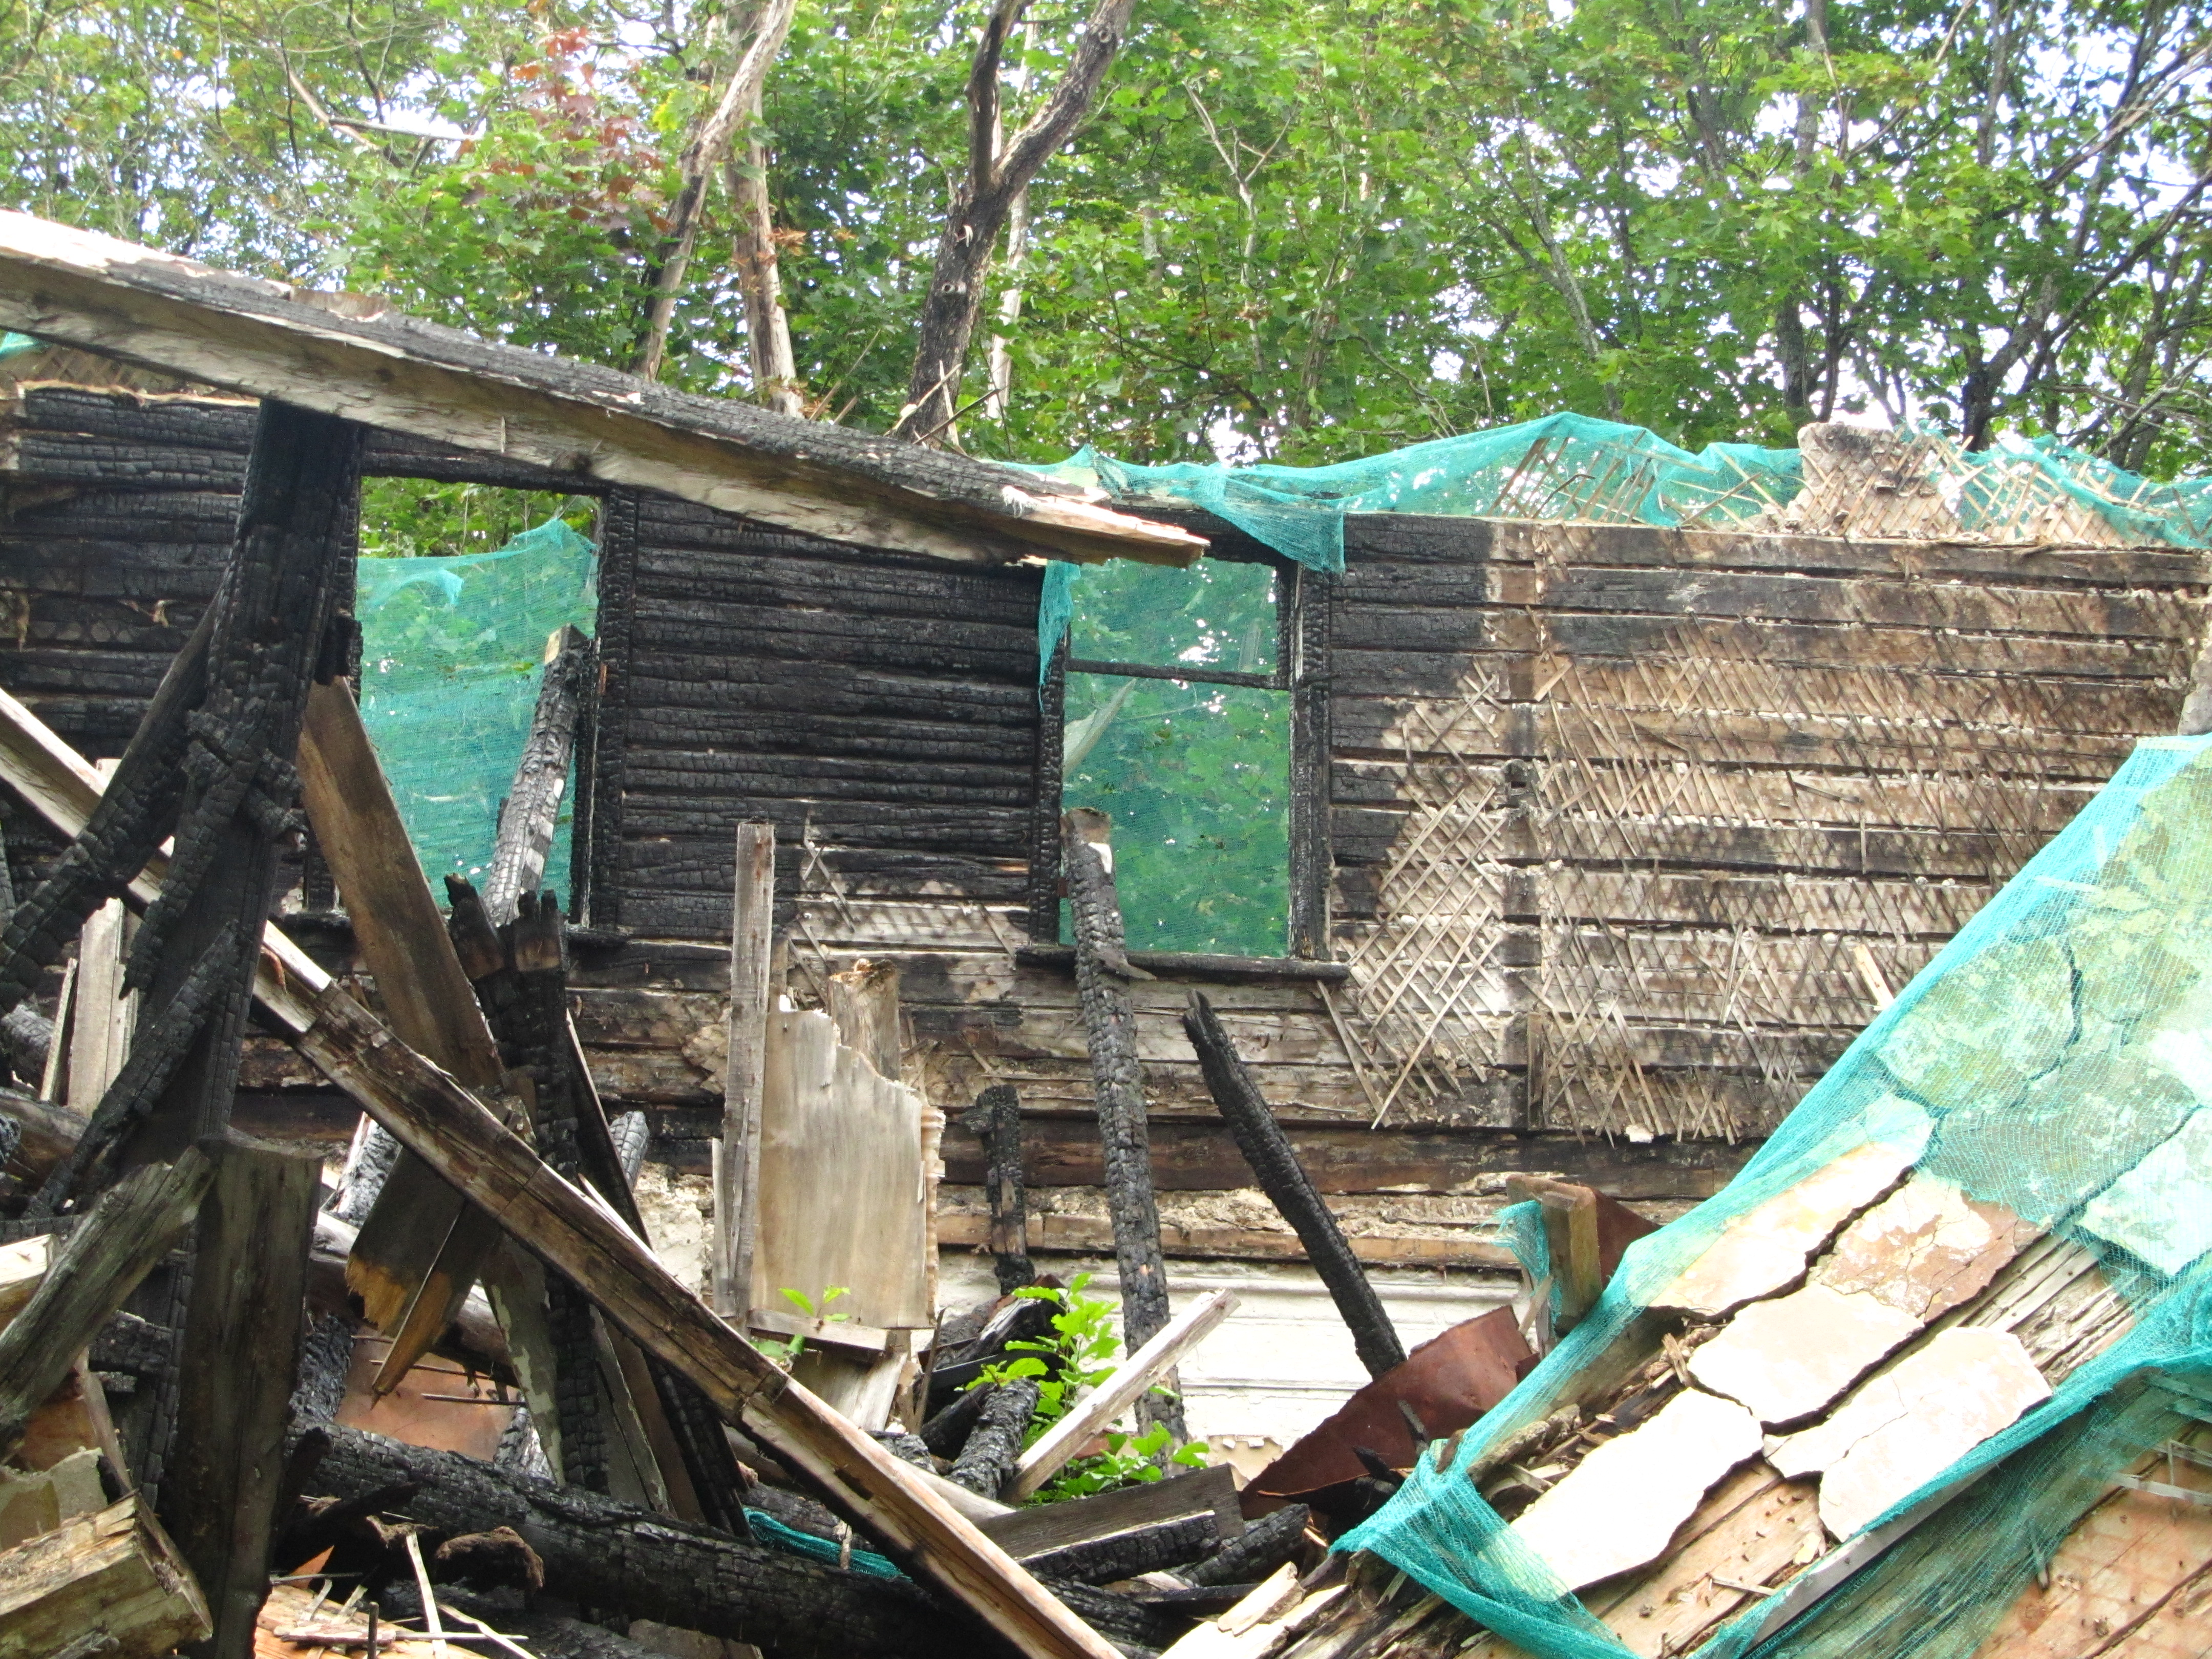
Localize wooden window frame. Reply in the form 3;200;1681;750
1027;551;1332;960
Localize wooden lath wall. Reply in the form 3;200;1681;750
1327;516;2208;1141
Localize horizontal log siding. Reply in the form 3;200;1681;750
611;496;1042;937
1324;512;2211;1141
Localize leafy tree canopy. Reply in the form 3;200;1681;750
3;0;2207;475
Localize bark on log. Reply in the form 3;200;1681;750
303;1426;977;1659
1182;991;1405;1379
0;1149;212;1462
948;1377;1037;1498
1024;1512;1219;1585
1181;1504;1310;1588
1061;809;1182;1442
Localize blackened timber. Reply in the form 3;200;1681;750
1060;809;1182;1444
1183;992;1404;1379
1022;1513;1219;1585
282;986;1125;1659
970;1083;1033;1295
303;1426;974;1659
584;491;639;931
163;1139;322;1659
0;597;214;1020
483;625;592;925
111;402;360;1659
946;1378;1038;1499
1181;1504;1310;1588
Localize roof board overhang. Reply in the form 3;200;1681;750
0;210;1205;570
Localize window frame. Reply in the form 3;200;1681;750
1027;548;1332;961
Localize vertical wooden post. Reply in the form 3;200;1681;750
1060;808;1184;1442
973;1082;1034;1295
66;765;136;1114
116;401;361;1659
163;1138;321;1659
482;624;594;925
715;822;775;1321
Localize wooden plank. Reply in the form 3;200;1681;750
935;1208;1519;1269
297;676;509;1385
980;1461;1243;1559
713;821;773;1320
279;985;1124;1659
1006;1289;1238;1502
749;1009;931;1331
0;1152;210;1461
162;1138;321;1659
0;208;1204;569
0;1494;211;1659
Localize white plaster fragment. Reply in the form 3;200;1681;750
1513;1388;1764;1591
1688;1283;1923;1427
1654;1126;1924;1318
1764;1326;2050;1540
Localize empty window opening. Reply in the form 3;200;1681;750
353;477;600;900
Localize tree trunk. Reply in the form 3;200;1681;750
729;139;805;417
299;1426;979;1659
894;0;1139;443
1182;992;1405;1379
632;0;801;382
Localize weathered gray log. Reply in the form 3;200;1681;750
1182;991;1406;1379
482;625;593;925
1024;1513;1220;1585
0;1148;212;1462
1181;1503;1310;1588
1061;809;1181;1442
714;821;774;1319
948;1378;1037;1498
305;1426;976;1659
164;1138;322;1659
970;1083;1034;1295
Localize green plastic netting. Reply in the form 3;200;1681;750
1032;412;2212;578
355;518;598;899
1335;734;2212;1659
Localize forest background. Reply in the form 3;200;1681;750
2;0;2208;491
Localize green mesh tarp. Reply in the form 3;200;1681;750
1058;558;1289;956
1336;735;2212;1659
355;518;598;898
1030;412;2212;575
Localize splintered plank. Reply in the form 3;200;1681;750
0;1495;210;1659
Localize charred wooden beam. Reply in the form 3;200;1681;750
0;598;213;1022
967;1083;1033;1295
1183;991;1405;1379
1023;1513;1219;1586
482;624;593;924
947;1378;1037;1498
1181;1503;1311;1589
1060;807;1181;1442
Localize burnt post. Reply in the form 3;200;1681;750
115;400;363;1659
1184;990;1406;1378
969;1082;1034;1294
1060;807;1184;1442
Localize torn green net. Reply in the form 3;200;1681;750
354;517;598;900
1338;735;2212;1659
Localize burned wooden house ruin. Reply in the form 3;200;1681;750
0;206;2206;1659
